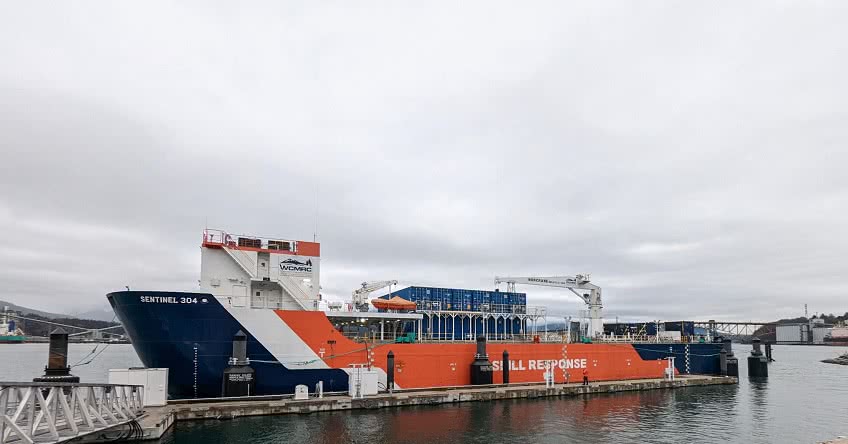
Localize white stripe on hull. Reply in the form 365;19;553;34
224;305;329;369
223;304;401;388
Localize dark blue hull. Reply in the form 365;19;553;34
632;343;724;375
107;291;349;399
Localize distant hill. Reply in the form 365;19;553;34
69;306;118;322
1;300;122;337
1;300;118;322
0;300;74;319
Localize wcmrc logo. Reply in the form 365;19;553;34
279;258;313;273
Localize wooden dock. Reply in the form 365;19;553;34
107;375;737;442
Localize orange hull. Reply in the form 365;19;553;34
277;311;672;387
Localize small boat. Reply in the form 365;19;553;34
0;311;24;344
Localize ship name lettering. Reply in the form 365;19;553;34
139;296;198;304
491;359;587;372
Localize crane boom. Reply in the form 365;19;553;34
494;274;604;338
352;280;398;312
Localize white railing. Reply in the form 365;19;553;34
276;275;312;310
417;332;567;343
203;229;298;253
414;305;545;316
221;246;257;277
0;383;144;444
335;329;568;344
596;334;709;344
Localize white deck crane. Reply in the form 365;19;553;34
494;274;603;338
352;280;399;312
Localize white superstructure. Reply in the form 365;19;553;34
200;229;322;311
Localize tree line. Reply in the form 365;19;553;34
9;311;124;338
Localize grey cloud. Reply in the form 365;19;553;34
1;2;847;321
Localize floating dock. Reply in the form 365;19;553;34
127;375;735;442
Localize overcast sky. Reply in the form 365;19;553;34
1;2;847;322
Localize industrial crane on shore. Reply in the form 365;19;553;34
494;274;603;338
352;280;398;311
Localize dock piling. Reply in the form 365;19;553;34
33;327;79;383
470;336;493;385
387;351;395;392
747;338;768;378
723;338;739;378
502;350;509;384
222;331;256;397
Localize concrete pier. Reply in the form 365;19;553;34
125;375;735;441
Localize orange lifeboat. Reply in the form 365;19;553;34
371;296;417;311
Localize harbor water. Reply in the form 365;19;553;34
0;344;846;443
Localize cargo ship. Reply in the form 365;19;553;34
0;310;24;344
108;229;724;399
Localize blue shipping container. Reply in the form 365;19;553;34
388;286;528;313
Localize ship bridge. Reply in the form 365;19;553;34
201;229;322;311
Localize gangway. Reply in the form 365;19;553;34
0;382;144;444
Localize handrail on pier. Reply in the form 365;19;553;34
0;382;144;444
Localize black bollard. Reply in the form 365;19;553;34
722;337;733;355
34;328;79;383
387;351;395;392
233;330;247;363
470;336;493;385
222;331;256;397
719;349;728;376
723;338;739;377
502;350;509;385
748;338;768;378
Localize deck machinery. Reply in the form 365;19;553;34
494;275;603;338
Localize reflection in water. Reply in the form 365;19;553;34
162;386;741;444
158;345;848;444
748;378;769;439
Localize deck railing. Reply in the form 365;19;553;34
203;228;298;252
335;330;713;345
